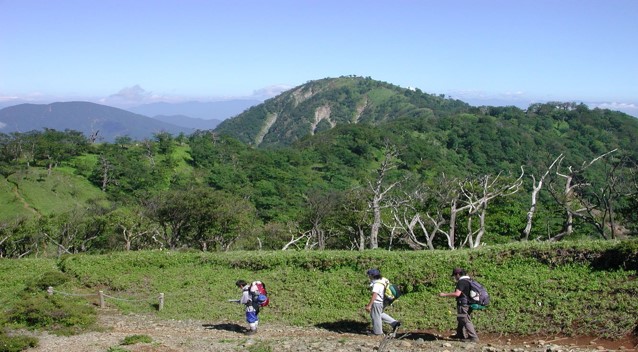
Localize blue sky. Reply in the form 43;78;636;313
1;0;637;116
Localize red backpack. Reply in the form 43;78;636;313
249;281;269;307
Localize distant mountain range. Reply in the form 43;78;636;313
0;102;194;142
0;99;262;142
126;100;260;120
2;77;635;145
151;114;220;130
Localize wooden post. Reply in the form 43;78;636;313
99;290;105;308
158;293;164;311
47;286;53;296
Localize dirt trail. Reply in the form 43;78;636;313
23;309;637;352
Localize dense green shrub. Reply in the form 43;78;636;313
25;271;72;292
6;293;96;336
0;332;38;352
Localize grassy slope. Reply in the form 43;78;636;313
0;258;59;306
2;240;635;339
0;167;107;221
0;144;193;222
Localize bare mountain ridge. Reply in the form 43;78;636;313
213;76;471;147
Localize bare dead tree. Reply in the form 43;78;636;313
342;188;370;251
387;185;441;250
304;190;341;250
118;224;157;251
142;139;156;167
392;211;442;250
575;152;632;240
281;225;316;251
522;154;563;240
0;223;12;258
548;149;617;241
381;180;419;251
89;130;100;143
390;174;460;250
98;155;114;192
367;143;402;249
459;169;524;248
418;174;462;250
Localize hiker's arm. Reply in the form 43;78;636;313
365;292;379;312
239;290;251;305
439;289;462;298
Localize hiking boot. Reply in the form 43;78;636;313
448;334;465;339
245;329;257;336
391;321;401;331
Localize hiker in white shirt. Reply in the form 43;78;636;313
365;268;401;335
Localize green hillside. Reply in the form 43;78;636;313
214;76;470;147
1;241;637;340
0;167;107;221
0;78;637;257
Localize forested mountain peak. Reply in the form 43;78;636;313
213;76;471;147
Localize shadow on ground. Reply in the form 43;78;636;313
315;320;370;335
202;323;246;333
395;331;444;342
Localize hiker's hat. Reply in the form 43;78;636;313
367;268;381;276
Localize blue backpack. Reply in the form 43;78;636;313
466;279;489;309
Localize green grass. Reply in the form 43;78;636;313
0;333;38;352
1;240;637;340
121;334;152;345
1;168;107;221
366;87;397;104
0;258;59;309
0;176;36;220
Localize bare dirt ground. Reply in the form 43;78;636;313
22;309;637;352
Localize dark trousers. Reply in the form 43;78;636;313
456;305;478;340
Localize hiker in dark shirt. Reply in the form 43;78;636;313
439;267;479;342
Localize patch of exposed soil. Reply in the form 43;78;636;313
21;309;637;352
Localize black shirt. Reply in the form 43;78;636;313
455;278;471;305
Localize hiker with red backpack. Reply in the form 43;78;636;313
439;267;480;342
235;280;269;335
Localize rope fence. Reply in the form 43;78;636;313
47;286;164;310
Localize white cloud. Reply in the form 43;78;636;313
447;89;528;101
593;101;637;110
100;85;185;108
106;85;151;102
252;85;292;100
590;102;638;118
445;89;535;109
0;95;20;102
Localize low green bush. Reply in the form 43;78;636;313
6;293;96;336
25;271;72;292
0;332;38;352
121;334;152;345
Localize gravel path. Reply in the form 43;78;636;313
22;309;635;352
